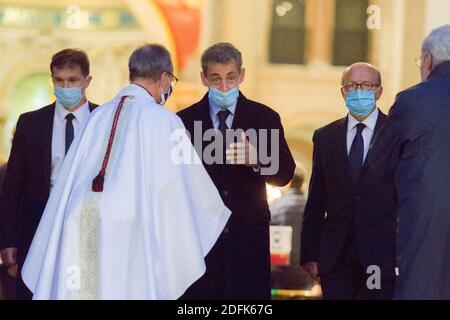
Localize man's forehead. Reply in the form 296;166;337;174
343;66;379;83
206;61;240;76
52;66;84;78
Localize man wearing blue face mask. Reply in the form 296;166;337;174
178;43;296;300
0;49;98;299
301;63;396;300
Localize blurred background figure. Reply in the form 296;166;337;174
269;165;318;299
0;133;16;300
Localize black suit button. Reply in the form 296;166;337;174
222;190;230;197
223;227;230;234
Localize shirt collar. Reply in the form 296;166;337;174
55;99;90;123
208;93;238;119
116;84;156;103
347;107;379;131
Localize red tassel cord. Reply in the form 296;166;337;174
92;96;128;192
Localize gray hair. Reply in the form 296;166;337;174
422;24;450;65
201;42;243;74
129;44;173;81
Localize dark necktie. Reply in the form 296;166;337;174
217;110;231;164
348;123;366;181
217;110;231;137
65;113;75;155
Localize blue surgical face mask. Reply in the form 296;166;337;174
54;86;84;110
208;86;239;109
345;89;377;117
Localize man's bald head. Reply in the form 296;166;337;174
341;62;382;86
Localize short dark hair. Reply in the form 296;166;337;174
50;49;90;77
201;42;243;75
129;44;173;81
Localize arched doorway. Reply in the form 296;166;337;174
2;72;52;155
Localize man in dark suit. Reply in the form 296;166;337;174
0;49;98;299
0;161;16;300
301;63;396;300
369;25;450;300
178;43;296;300
270;169;315;291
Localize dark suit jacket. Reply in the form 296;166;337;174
0;101;98;298
301;110;396;279
177;92;295;299
368;62;450;300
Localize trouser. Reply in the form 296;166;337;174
320;238;394;300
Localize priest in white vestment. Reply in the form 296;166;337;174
21;44;231;300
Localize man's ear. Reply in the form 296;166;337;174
375;86;383;101
425;52;434;71
83;76;92;95
85;75;92;88
238;68;246;85
200;71;209;88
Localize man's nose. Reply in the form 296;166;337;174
218;80;230;92
61;81;71;88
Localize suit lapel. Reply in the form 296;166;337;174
198;94;214;132
42;103;56;191
373;110;387;133
333;117;351;182
231;93;251;131
360;109;387;180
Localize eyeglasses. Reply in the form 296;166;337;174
165;71;179;87
341;81;380;93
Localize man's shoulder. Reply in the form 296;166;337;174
178;102;202;116
16;103;55;129
242;96;280;119
20;103;55;120
394;81;436;107
88;101;99;111
314;117;347;139
136;98;181;125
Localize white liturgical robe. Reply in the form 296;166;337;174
22;84;231;300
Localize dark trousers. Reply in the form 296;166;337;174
17;274;32;300
180;228;234;300
0;267;17;300
320;238;394;300
180;222;271;300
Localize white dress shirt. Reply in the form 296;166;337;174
51;100;90;188
209;96;237;130
208;95;260;172
346;108;379;162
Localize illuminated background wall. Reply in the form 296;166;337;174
0;0;449;186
